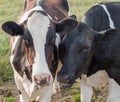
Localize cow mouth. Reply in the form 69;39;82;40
60;83;73;89
37;83;50;89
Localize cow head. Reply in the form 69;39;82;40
55;18;95;87
2;11;58;90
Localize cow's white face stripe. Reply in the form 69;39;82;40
99;4;115;29
27;12;52;81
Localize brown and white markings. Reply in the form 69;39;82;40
1;0;70;102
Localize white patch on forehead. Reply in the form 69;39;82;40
55;33;61;48
27;12;52;80
19;6;44;24
98;4;115;28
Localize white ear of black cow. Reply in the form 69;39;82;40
2;21;24;36
55;18;78;33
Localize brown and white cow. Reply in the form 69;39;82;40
2;0;70;101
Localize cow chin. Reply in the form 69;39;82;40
60;82;73;89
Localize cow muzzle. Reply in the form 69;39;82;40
57;72;75;88
34;73;51;87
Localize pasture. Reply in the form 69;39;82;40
0;0;120;101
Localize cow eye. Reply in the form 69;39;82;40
78;46;89;53
82;47;90;52
23;38;30;47
25;39;29;45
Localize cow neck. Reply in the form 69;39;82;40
92;33;105;67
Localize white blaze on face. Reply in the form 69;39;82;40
27;12;52;81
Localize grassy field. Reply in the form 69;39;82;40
0;0;120;101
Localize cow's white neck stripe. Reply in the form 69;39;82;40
99;4;115;28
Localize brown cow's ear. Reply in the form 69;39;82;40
2;21;24;36
55;18;78;33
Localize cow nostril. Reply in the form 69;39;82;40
34;74;51;87
40;78;47;86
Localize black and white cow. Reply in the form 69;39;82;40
1;0;70;101
56;18;120;102
82;2;120;32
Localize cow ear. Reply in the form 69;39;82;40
2;21;24;36
55;18;78;33
101;29;119;41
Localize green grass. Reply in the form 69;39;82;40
0;0;23;82
5;96;16;102
74;94;80;102
0;0;120;82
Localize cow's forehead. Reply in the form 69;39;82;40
27;11;50;44
19;6;44;24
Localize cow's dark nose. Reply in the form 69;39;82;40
34;73;51;87
57;72;72;85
